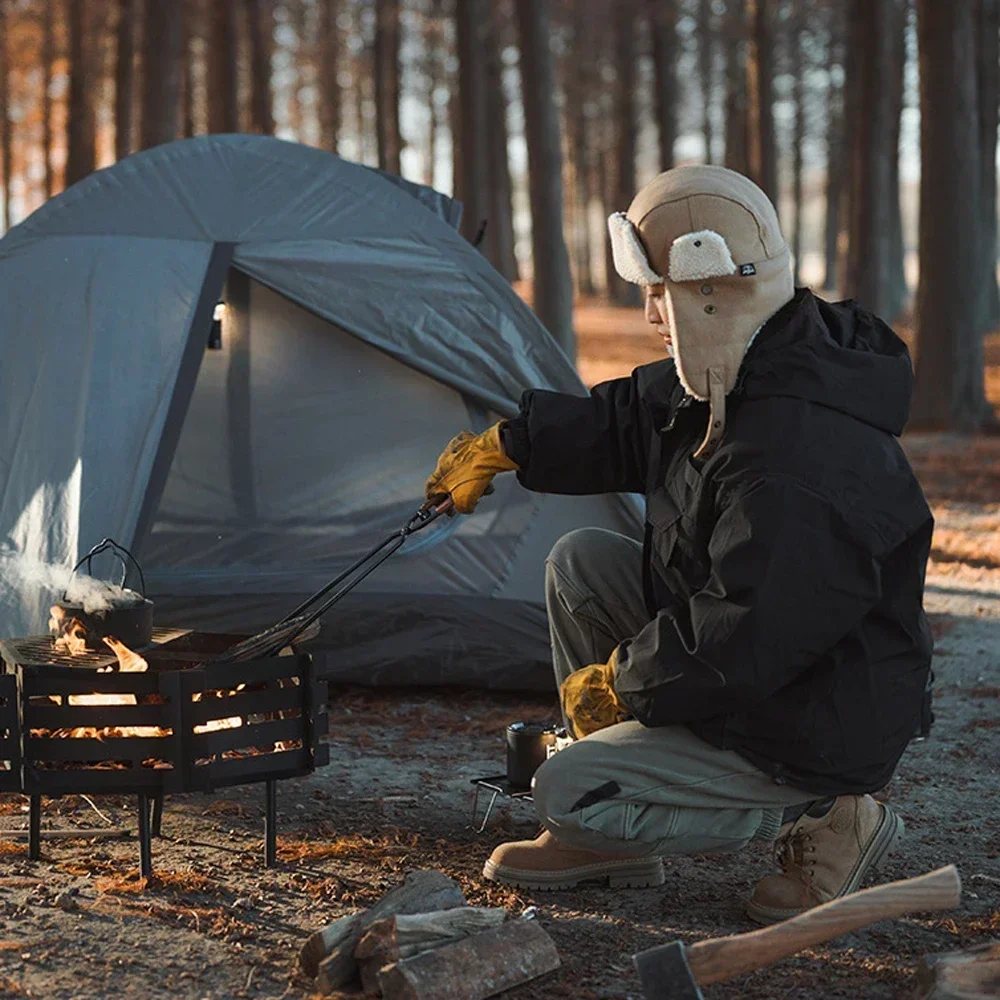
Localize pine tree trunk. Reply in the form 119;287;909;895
649;0;677;171
609;0;640;305
843;0;895;317
514;0;575;357
421;0;445;185
0;0;10;231
182;1;196;139
285;0;307;139
208;0;240;133
455;0;489;244
699;0;715;163
246;0;274;135
911;0;989;430
567;0;595;294
357;35;375;165
374;0;402;174
822;12;844;292
885;0;908;321
484;9;518;282
723;0;748;173
318;0;341;152
65;0;96;186
746;0;777;207
977;0;1000;330
115;0;135;159
140;0;183;149
43;0;55;195
790;15;805;286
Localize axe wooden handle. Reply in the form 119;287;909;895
688;865;961;986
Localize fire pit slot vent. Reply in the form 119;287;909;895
1;631;329;876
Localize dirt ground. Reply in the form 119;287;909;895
1;302;999;1000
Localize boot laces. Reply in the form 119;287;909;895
774;827;817;879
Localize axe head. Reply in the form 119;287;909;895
633;940;703;1000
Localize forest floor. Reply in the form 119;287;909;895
0;301;998;1000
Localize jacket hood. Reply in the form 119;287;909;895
738;289;914;436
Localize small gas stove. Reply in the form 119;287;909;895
0;629;329;876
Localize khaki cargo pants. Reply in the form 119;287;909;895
533;528;815;857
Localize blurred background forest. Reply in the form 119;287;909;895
0;0;997;430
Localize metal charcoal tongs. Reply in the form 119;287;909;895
211;496;455;663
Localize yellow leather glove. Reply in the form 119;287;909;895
425;423;518;515
559;651;628;739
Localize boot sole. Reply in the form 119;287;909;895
482;856;665;891
746;803;905;926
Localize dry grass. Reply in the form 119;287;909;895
276;828;419;864
95;896;257;942
968;687;1000;698
201;799;248;818
95;870;221;896
931;526;1000;570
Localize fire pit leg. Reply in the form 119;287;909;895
137;794;153;878
264;780;277;868
151;794;163;837
28;795;41;860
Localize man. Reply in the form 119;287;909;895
425;166;933;924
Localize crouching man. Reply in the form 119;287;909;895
425;166;934;924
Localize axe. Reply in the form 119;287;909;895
633;864;961;999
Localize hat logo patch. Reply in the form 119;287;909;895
740;263;757;277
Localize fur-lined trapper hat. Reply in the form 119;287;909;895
608;165;794;458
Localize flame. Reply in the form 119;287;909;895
192;686;243;735
49;606;89;656
102;635;149;673
43;618;242;739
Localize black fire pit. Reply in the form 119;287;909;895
0;629;329;876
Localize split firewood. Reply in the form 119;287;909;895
300;870;466;991
355;907;508;994
913;940;1000;999
376;920;560;1000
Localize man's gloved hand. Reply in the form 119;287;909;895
425;423;518;514
560;650;628;739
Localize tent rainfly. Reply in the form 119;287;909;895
0;135;641;690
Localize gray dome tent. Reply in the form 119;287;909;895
0;135;640;689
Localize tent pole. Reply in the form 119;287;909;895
131;242;237;557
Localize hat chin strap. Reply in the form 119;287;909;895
693;368;727;460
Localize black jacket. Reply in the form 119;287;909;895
503;290;934;795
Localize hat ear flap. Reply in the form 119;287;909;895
607;212;664;286
668;230;737;283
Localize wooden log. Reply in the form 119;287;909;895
376;920;560;1000
914;940;1000;999
303;870;465;991
356;907;508;994
300;914;361;978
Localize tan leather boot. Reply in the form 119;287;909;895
747;795;904;925
483;830;665;890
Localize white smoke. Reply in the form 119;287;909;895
0;551;142;615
